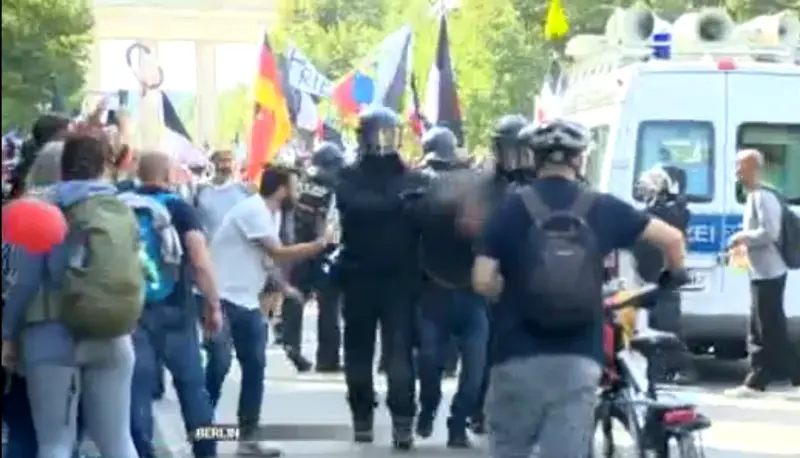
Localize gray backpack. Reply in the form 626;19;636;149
520;188;604;330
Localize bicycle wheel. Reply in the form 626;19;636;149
618;387;651;458
591;405;617;458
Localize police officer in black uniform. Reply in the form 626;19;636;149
377;127;466;376
632;165;695;383
420;126;462;170
333;106;424;450
409;126;489;447
420;127;468;378
466;114;534;434
281;142;347;372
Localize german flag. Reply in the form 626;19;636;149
246;32;292;183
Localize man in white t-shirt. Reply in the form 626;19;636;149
209;166;332;456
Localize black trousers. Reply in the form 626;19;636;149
315;282;342;367
443;337;459;373
744;274;800;389
342;279;416;419
281;294;304;350
648;291;693;376
281;280;342;365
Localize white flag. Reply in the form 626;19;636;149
286;44;333;98
295;92;319;131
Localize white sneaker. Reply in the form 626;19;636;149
722;385;764;399
783;387;800;401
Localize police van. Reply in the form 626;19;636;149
556;8;800;358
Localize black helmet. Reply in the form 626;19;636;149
357;106;402;155
518;119;589;166
491;114;530;171
421;126;458;165
310;141;345;172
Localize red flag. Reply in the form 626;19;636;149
246;32;292;184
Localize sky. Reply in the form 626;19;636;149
99;40;260;93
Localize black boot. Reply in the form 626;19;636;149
446;417;471;448
415;408;435;438
392;416;414;451
468;414;487;435
284;346;312;373
352;411;374;443
315;361;342;373
237;423;283;457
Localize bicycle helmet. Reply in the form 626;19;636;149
519;118;590;164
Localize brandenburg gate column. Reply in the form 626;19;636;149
86;42;102;93
195;41;217;146
137;39;163;150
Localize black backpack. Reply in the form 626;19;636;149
519;188;604;330
761;187;800;269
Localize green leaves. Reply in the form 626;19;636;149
215;83;249;146
1;0;93;131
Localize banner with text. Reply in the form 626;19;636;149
286;43;333;98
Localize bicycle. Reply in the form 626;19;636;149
592;281;711;458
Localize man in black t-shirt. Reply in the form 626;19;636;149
127;153;222;458
473;120;687;458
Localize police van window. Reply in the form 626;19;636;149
737;123;800;205
584;125;609;186
634;121;714;203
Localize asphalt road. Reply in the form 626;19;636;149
151;312;800;458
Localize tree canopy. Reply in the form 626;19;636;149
270;0;793;148
1;0;94;132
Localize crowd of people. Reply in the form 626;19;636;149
1;102;798;458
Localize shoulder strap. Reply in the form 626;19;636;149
152;191;179;207
193;184;210;207
519;187;551;222
118;192;172;226
570;191;597;218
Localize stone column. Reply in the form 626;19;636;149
86;41;102;92
195;41;217;147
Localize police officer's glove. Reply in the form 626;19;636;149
657;268;690;290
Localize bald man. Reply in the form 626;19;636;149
127;152;222;458
724;149;800;400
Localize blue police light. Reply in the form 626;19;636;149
652;32;672;60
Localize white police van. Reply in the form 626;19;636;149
555;8;800;358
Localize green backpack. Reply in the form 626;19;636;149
57;195;145;339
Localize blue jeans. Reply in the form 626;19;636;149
197;295;233;411
417;283;489;428
204;300;268;428
130;303;216;458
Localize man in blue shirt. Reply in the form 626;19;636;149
472;120;686;458
127;152;222;458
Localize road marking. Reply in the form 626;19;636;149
599;419;800;455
